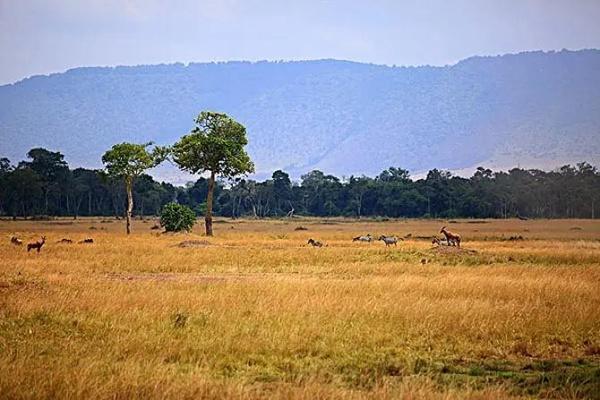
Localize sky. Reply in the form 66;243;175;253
1;0;600;85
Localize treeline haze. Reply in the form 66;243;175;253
1;148;598;219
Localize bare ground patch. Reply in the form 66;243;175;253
429;246;478;255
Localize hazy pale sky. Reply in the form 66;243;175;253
1;0;600;85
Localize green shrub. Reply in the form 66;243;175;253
160;203;196;232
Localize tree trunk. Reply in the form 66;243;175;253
44;188;49;215
126;178;133;235
427;196;431;216
74;195;83;220
205;171;215;236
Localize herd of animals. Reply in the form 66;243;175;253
8;226;461;252
9;235;94;252
308;226;461;248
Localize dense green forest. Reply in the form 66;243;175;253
1;148;598;219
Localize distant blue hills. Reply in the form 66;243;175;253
1;49;599;182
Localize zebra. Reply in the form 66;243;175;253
353;234;373;243
378;235;401;247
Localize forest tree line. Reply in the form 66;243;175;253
1;148;599;220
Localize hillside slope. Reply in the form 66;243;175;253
1;49;599;180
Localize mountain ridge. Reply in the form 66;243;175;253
1;49;599;183
6;49;596;87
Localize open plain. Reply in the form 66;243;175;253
1;218;599;399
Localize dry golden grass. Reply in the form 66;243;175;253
1;217;599;399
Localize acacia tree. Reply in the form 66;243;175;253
102;142;167;234
172;111;254;236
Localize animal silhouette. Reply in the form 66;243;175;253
307;238;325;247
440;226;461;247
378;235;400;246
353;234;373;243
27;236;46;252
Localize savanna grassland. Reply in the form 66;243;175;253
1;218;599;399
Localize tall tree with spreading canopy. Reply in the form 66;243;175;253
172;111;254;236
272;170;293;216
102;142;167;234
20;148;69;214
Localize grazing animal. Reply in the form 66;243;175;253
57;238;73;244
378;235;400;247
431;236;449;246
353;234;373;243
79;238;94;244
307;238;324;247
27;236;46;252
440;226;461;247
11;236;23;245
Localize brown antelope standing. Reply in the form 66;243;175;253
440;226;461;247
27;236;46;252
11;236;23;245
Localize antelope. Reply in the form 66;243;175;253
307;238;325;247
27;236;46;252
11;236;23;245
378;235;401;247
57;238;73;244
353;234;373;243
440;226;461;247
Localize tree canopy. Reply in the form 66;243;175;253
172;111;254;235
102;142;168;233
2;147;599;221
102;142;168;180
172;112;254;178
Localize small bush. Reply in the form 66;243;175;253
160;203;196;232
